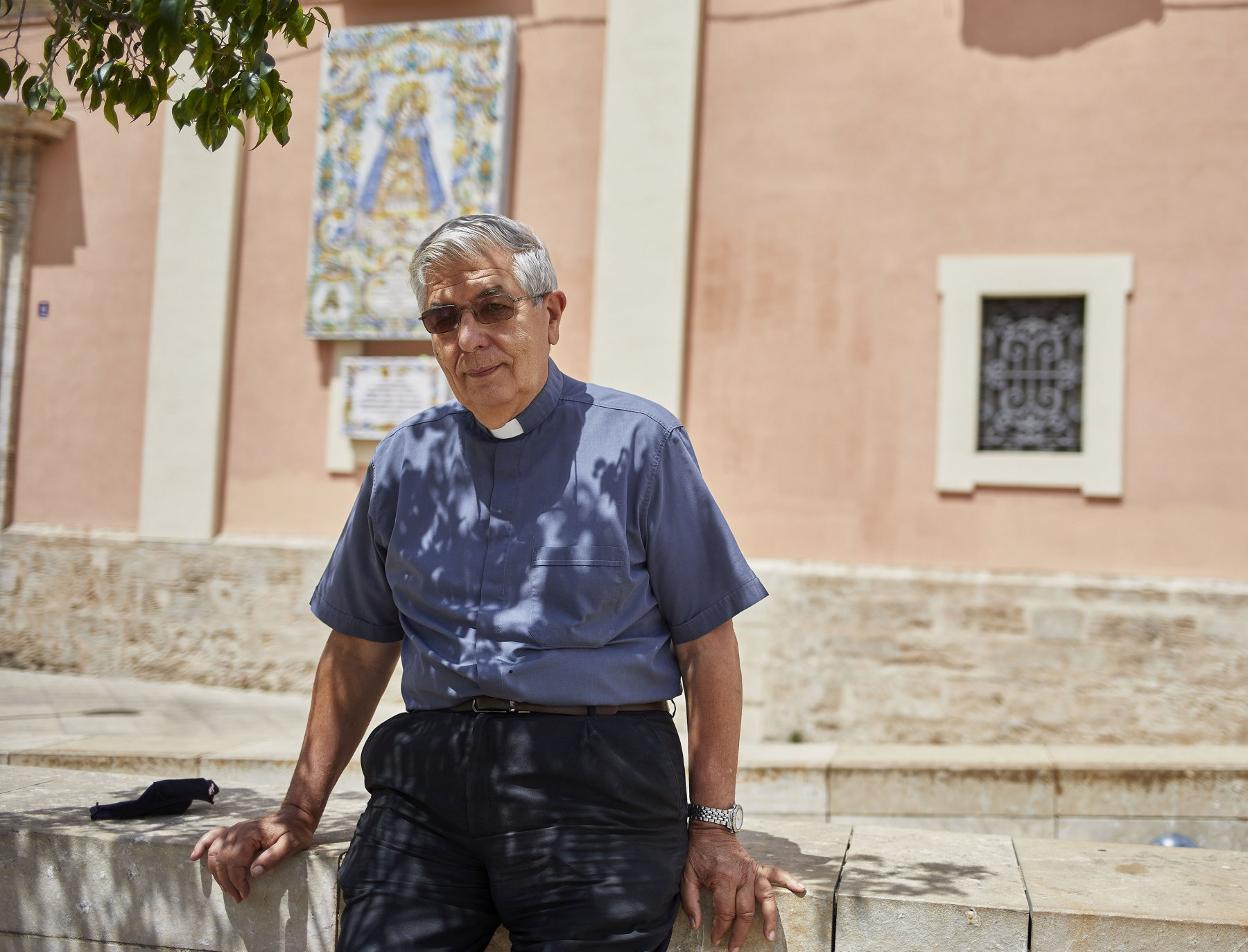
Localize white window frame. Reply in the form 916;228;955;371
935;255;1133;498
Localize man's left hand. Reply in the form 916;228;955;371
680;825;807;950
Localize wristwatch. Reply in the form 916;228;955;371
688;802;744;833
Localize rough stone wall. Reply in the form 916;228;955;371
3;528;1246;743
741;561;1248;745
0;527;329;693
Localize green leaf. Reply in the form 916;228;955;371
50;89;67;121
152;66;168;100
255;52;275;76
142;23;162;63
122;78;144;117
43;33;58;63
94;61;113;88
193;32;213;74
253;111;271;146
184;86;205;116
288;11;311;48
0;61;10;100
107;34;124;60
159;0;187;31
313;6;330;30
134;79;153;115
12;60;28;89
241;71;260;101
22;77;47;112
103;96;119;130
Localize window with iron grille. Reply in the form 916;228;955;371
935;255;1132;497
977;296;1085;453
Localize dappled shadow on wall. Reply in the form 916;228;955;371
339;0;535;28
962;0;1164;56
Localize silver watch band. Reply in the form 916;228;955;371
688;802;743;832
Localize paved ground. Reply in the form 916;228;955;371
0;666;412;790
0;667;690;793
0;667;319;740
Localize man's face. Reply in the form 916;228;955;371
424;245;565;429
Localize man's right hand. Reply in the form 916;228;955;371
189;803;317;902
189;632;397;904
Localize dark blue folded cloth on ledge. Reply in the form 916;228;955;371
89;778;219;820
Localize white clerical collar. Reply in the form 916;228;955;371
489;418;525;440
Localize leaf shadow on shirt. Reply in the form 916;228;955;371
378;395;655;701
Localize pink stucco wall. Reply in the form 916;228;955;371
218;0;606;536
10;1;1246;581
12;100;161;529
685;0;1248;578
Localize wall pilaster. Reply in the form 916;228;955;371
0;105;71;527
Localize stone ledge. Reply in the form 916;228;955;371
1018;837;1248;950
9;742;1248;848
0;766;364;952
835;826;1029;952
4;765;1247;951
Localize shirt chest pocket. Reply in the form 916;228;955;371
517;544;630;649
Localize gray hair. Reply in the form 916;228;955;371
408;214;558;309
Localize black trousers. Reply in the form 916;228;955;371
337;710;689;952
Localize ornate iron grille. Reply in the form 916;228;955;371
977;296;1084;452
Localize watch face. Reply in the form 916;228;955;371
731;803;744;832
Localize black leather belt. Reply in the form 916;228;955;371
448;696;672;716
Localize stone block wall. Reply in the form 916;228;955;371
3;528;1246;744
0;527;330;693
741;561;1248;745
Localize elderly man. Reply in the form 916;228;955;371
192;215;803;951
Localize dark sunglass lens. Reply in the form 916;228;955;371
422;306;459;335
477;300;516;324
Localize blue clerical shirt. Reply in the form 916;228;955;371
310;360;767;709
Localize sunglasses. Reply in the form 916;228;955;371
420;292;547;336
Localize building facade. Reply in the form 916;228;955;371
2;0;1246;743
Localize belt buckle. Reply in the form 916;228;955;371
471;697;517;714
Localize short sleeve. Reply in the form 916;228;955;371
641;426;768;643
309;462;404;642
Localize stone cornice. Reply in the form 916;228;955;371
0;101;73;142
